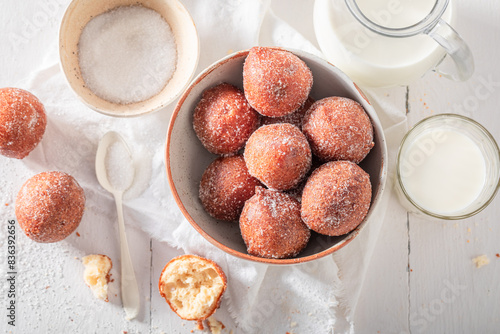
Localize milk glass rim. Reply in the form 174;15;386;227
345;0;450;37
396;113;500;220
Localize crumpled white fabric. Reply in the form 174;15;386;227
0;0;408;333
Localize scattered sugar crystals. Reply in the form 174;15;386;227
78;5;177;104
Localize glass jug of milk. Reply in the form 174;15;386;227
313;0;474;87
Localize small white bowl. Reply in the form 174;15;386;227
166;48;388;264
59;0;199;117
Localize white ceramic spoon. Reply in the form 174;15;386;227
95;131;140;320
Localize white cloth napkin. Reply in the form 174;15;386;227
0;0;408;333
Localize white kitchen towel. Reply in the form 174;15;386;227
0;0;408;333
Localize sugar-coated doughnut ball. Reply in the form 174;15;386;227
0;87;47;159
243;47;313;117
193;83;260;155
199;155;262;221
15;171;86;243
301;161;371;236
302;96;374;163
260;96;314;130
244;123;312;191
240;187;310;259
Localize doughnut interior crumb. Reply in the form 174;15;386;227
159;255;227;321
82;254;112;302
472;254;490;268
207;316;225;334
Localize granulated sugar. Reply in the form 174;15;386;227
105;140;135;192
78;5;177;104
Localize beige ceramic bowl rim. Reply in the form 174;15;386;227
58;0;199;117
165;48;388;265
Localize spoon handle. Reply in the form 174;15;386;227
114;192;140;320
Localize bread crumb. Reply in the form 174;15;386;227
207;316;225;334
196;320;204;331
472;255;490;268
467;228;471;233
82;254;112;301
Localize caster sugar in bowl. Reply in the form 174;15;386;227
77;6;177;105
59;0;199;117
396;114;500;220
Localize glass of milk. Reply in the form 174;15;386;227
396;114;500;220
313;0;474;87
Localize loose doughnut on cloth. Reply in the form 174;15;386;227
243;46;313;117
193;83;260;155
0;87;47;159
199;155;262;221
158;255;227;321
301;161;371;236
302;96;374;163
15;171;86;243
244;123;312;191
240;187;310;259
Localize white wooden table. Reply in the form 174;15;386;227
1;1;499;333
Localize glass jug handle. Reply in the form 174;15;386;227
426;18;474;81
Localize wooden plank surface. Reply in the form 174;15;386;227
405;1;500;330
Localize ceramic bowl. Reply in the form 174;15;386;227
59;0;199;117
166;48;388;264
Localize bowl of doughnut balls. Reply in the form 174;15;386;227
166;46;387;264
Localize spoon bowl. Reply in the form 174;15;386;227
95;131;135;193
